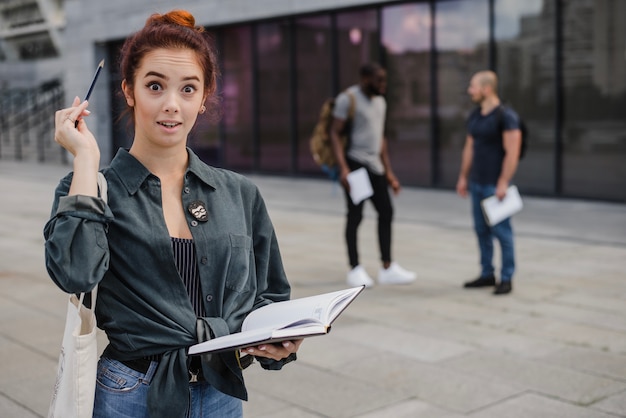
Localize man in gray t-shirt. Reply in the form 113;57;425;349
330;63;416;288
333;84;386;175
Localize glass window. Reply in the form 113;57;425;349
435;0;490;188
561;1;626;200
107;39;133;159
187;30;220;166
336;9;380;91
220;25;254;171
295;15;333;175
381;3;432;187
495;0;554;195
257;20;292;173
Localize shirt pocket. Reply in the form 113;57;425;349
225;234;252;293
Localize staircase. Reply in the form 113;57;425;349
0;79;67;163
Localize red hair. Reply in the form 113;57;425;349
119;10;219;115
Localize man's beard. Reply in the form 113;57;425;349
471;93;485;104
367;84;383;96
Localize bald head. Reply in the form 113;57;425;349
473;71;498;91
468;70;499;104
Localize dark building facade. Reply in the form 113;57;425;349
2;0;624;201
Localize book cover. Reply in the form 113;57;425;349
480;185;523;226
347;168;373;204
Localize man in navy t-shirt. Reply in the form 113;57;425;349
456;71;522;295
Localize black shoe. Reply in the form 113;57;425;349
493;281;512;295
463;275;496;288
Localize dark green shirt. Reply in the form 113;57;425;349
44;148;291;417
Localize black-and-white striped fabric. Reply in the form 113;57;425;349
171;237;205;318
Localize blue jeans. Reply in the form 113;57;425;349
93;357;243;418
470;182;515;282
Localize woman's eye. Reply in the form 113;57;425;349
147;82;161;91
183;85;196;94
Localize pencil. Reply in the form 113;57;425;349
84;59;105;101
75;59;104;127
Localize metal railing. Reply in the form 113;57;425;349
0;79;68;163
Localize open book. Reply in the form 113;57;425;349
188;286;365;355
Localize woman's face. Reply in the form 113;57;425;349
122;48;206;150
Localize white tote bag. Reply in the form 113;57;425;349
48;172;107;418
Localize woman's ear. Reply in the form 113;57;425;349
121;80;134;107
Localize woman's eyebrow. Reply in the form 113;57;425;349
143;71;200;83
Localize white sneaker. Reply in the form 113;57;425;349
347;265;375;288
378;262;416;285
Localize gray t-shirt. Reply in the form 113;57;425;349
332;85;386;174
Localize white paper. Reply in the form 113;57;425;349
481;185;523;226
347;168;373;205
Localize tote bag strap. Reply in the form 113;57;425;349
97;172;108;204
77;286;98;312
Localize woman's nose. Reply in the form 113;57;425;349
163;93;180;113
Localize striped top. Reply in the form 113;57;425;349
171;237;205;318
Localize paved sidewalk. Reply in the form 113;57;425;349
0;160;625;417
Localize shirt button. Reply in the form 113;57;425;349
206;295;213;302
184;187;190;194
191;220;198;227
201;257;208;264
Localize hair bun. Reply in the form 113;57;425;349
147;9;204;32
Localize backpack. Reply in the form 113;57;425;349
309;92;356;178
496;105;528;159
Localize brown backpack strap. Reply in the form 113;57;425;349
347;92;356;120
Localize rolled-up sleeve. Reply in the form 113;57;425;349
44;174;114;294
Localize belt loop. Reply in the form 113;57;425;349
142;360;159;384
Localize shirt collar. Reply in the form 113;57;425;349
110;148;217;195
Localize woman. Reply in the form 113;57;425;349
45;10;301;418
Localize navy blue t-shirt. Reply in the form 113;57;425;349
467;106;520;185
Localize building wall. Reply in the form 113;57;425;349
58;0;397;164
2;0;625;201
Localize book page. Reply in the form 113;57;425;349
242;287;363;332
347;167;373;205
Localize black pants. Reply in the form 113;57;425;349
344;159;393;268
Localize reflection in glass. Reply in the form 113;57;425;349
381;3;432;186
436;0;489;188
295;15;333;174
257;20;291;172
188;31;220;166
336;10;379;91
561;0;626;200
220;25;254;170
495;0;554;194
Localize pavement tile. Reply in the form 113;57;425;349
540;346;626;381
0;395;40;418
591;389;626;417
243;392;321;418
333;352;523;414
244;362;409;418
443;351;626;405
355;398;465;418
511;316;626;354
334;322;473;363
468;392;619;418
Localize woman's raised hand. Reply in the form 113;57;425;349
54;96;99;160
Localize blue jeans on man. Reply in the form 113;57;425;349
470;182;515;282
